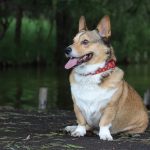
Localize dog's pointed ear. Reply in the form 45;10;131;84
79;16;87;32
97;15;111;38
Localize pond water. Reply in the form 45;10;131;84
0;63;150;110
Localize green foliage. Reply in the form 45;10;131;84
65;0;150;62
0;0;149;65
0;17;56;65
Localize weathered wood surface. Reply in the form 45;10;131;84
0;107;150;150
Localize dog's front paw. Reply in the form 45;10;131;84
99;131;113;141
64;125;77;133
99;126;113;141
71;125;86;137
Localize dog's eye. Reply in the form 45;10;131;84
81;39;89;45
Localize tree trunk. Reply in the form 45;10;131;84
14;5;23;45
0;0;9;40
55;1;72;67
55;1;72;109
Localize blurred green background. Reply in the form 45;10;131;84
0;0;149;65
0;0;150;110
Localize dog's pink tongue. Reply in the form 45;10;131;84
65;58;78;69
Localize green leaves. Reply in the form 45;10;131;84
0;0;149;64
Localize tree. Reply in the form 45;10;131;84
14;4;23;45
0;0;10;40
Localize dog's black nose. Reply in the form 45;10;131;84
65;47;72;55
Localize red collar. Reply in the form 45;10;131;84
79;60;116;76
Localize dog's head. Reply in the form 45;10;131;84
65;15;116;70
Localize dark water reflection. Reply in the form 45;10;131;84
0;64;149;110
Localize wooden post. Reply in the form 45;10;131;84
143;51;148;62
135;51;140;63
38;87;48;111
144;89;150;109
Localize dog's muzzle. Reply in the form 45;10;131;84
65;47;72;55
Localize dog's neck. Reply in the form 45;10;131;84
74;62;105;75
74;60;116;76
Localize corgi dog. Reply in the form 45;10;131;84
64;15;148;141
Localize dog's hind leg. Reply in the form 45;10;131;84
124;117;148;134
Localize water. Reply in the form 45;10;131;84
0;64;149;110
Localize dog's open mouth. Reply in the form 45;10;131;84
65;53;93;69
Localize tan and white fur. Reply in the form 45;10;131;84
64;16;149;140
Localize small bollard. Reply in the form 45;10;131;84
38;87;48;111
144;89;150;109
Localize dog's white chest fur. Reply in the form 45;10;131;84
71;73;117;127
